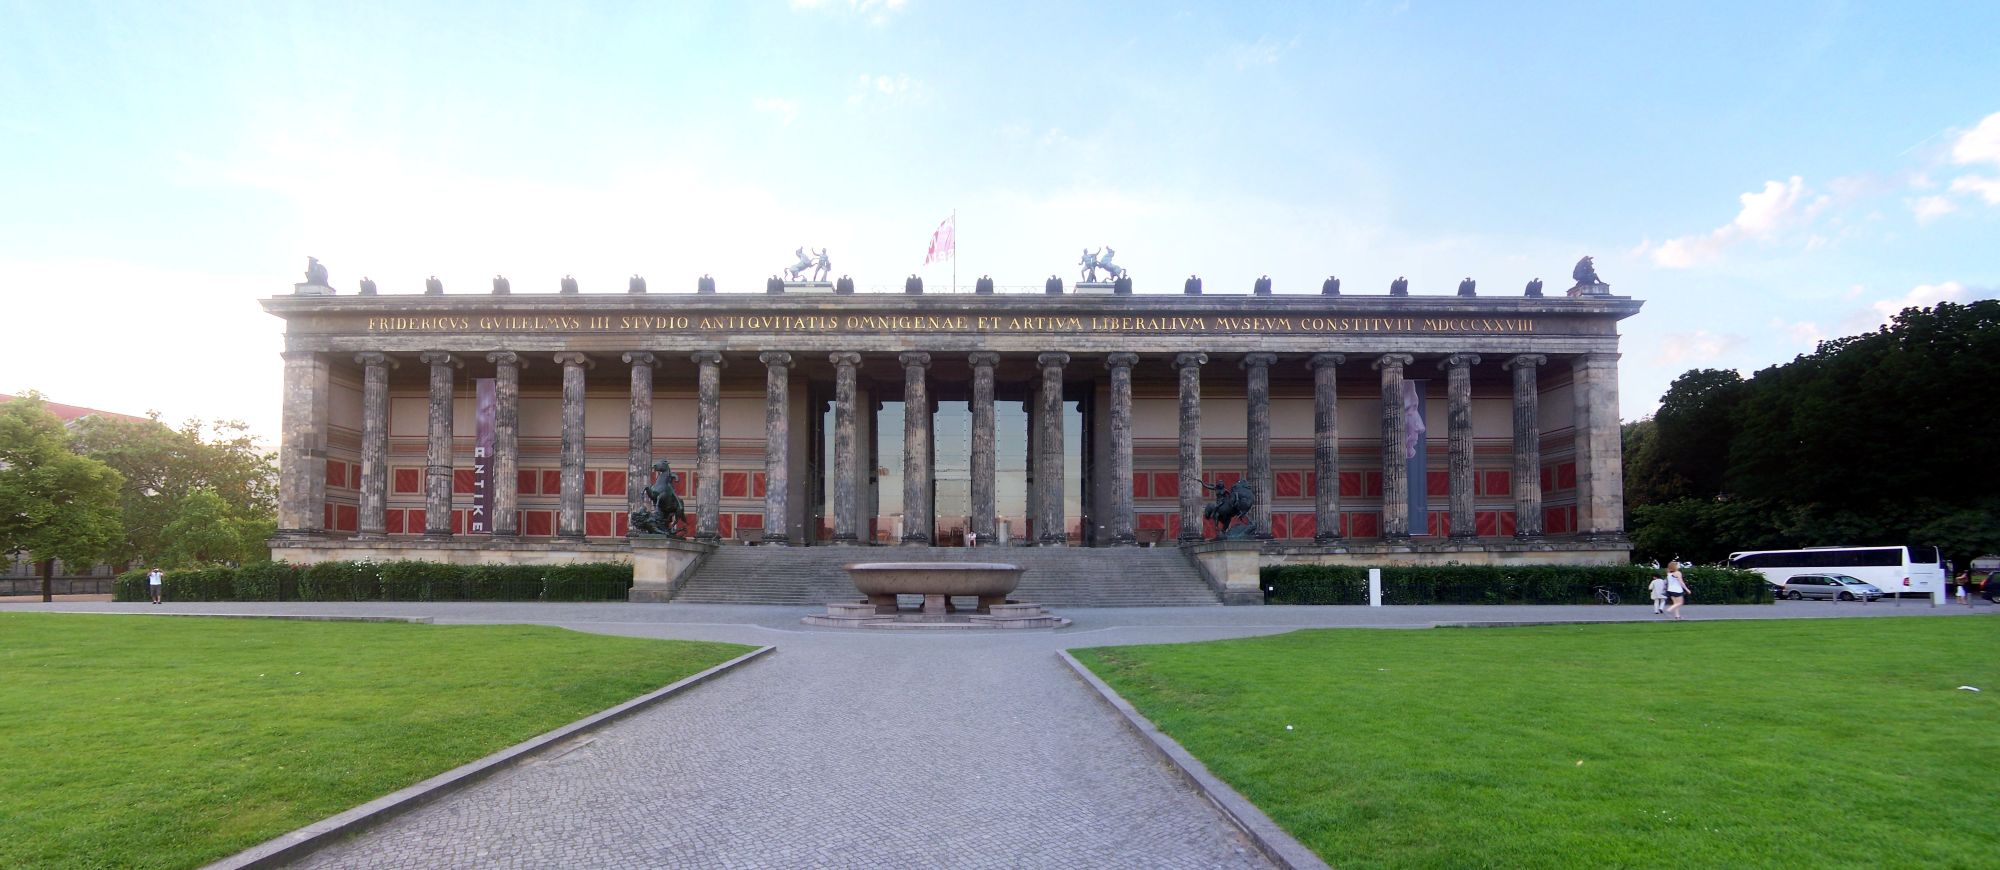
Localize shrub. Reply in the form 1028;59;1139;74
1262;564;1771;605
232;562;298;601
165;567;238;602
113;569;150;602
543;563;633;601
469;565;549;601
299;561;380;601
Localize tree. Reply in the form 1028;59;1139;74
158;487;273;567
1650;368;1743;498
0;395;124;600
69;414;276;566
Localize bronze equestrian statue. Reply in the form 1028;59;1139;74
1202;478;1257;540
629;459;688;537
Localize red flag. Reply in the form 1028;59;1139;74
924;215;955;264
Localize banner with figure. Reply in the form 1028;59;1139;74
473;378;495;534
1405;379;1429;532
924;214;955;264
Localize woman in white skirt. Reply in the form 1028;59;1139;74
1664;561;1690;619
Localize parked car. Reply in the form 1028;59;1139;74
1780;573;1885;601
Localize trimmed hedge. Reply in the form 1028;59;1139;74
1260;564;1771;605
113;561;632;603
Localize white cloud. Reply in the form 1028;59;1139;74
752;97;799;126
1869;281;1968;323
1223;35;1298;70
790;0;907;24
1647;176;1829;268
1947;174;2000;204
1908;195;1958;224
847;74;921;106
1651;330;1746;366
1949;111;2000;168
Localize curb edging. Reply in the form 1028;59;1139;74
1059;650;1330;870
202;644;775;869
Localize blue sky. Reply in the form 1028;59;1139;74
3;0;1996;441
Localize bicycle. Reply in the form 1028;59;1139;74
1592;586;1621;605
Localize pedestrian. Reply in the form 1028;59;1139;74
1648;572;1668;614
1664;561;1690;619
147;566;163;604
1956;571;1970;605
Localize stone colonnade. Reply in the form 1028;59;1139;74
288;349;1621;546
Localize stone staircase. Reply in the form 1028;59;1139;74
672;545;1222;608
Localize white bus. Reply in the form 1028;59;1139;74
1727;546;1948;601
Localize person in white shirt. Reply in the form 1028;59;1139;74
147;567;163;604
1648;574;1668;614
1663;561;1690;619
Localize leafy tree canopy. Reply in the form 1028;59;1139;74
0;394;125;573
69;413;276;567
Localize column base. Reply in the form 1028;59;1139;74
1313;532;1342;544
830;534;863;545
899;534;933;546
1108;532;1137;546
695;533;721;543
1513;531;1544;540
556;534;586;543
352;532;385;541
1037;537;1067;547
491;530;518;539
423;531;453;541
760;534;792;546
1449;531;1479;540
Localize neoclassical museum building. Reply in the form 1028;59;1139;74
265;271;1640;601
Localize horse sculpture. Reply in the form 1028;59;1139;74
1202;479;1257;540
629;459;688;537
783;247;812;281
1079;247;1126;282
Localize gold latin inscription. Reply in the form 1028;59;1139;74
361;311;1541;335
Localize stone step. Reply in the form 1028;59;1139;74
672;545;1221;607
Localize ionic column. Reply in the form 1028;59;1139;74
1504;355;1546;538
1105;353;1140;545
1173;352;1208;542
278;351;330;535
969;352;1000;545
829;352;862;544
420;351;460;538
1442;354;1481;538
760;352;793;545
1573;353;1625;538
1036;352;1069;545
691;351;725;542
553;352;592;539
487;352;523;537
1242;352;1278;540
1309;353;1344;543
354;352;396;538
622;353;657;523
1374;353;1415;540
900;352;933;545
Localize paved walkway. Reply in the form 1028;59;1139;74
15;600;1988;868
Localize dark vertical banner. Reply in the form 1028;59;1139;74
1405;379;1429;532
474;378;496;534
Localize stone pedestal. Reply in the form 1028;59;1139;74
1184;540;1265;605
1073;282;1117;295
630;537;718;602
781;281;835;293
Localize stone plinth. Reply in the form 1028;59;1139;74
782;282;835;293
1184;539;1265;605
1072;282;1117;295
630;536;719;602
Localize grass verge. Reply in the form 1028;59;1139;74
1073;617;1998;869
0;612;753;869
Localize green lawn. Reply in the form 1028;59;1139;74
0;613;753;870
1074;617;1999;869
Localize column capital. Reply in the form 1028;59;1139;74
1172;352;1209;369
1240;352;1279;369
829;351;862;368
281;350;320;363
354;352;397;369
1502;354;1547;371
898;351;932;369
759;351;794;368
419;351;460;368
621;351;658;367
968;351;1001;368
691;350;726;368
1105;352;1140;370
1036;352;1070;369
553;351;593;368
1576;352;1622;366
1439;353;1482;371
1308;353;1345;370
487;351;525;368
1371;353;1414;371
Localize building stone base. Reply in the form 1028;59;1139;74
629;537;717;602
1184;540;1266;605
268;537;637;567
